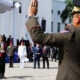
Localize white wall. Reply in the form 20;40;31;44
52;0;68;33
37;0;52;33
0;0;28;40
0;0;69;43
0;10;13;37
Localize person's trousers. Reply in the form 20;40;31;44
0;54;6;77
29;53;33;62
9;56;14;67
20;56;25;68
43;56;49;68
34;57;40;68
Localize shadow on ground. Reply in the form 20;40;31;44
7;75;33;79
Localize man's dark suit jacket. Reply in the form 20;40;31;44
42;46;50;57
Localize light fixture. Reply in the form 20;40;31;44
14;2;21;8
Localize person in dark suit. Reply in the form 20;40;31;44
27;43;33;62
42;45;50;69
20;37;25;45
0;35;6;79
2;35;6;43
26;0;80;80
16;39;20;47
51;47;57;62
7;35;13;46
33;44;42;69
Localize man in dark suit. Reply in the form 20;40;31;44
42;45;50;69
7;35;13;46
26;0;80;80
2;35;6;43
0;36;6;79
33;44;42;69
27;44;33;62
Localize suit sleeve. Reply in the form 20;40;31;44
32;47;36;54
26;17;72;46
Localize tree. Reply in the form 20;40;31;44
61;0;74;23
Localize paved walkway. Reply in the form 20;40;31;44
3;60;58;80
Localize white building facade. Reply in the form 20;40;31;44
0;0;69;43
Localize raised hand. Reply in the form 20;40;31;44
28;0;38;16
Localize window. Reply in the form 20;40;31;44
51;9;53;14
41;19;46;32
19;6;21;14
19;3;22;14
51;22;53;32
57;23;60;32
57;10;61;15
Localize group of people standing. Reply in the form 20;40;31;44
17;43;51;69
33;44;50;69
0;35;53;79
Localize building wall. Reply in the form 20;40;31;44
51;0;69;33
37;0;52;33
0;0;69;44
0;0;28;40
0;10;13;37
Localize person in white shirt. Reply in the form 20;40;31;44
18;42;27;68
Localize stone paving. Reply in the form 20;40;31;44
3;60;58;80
